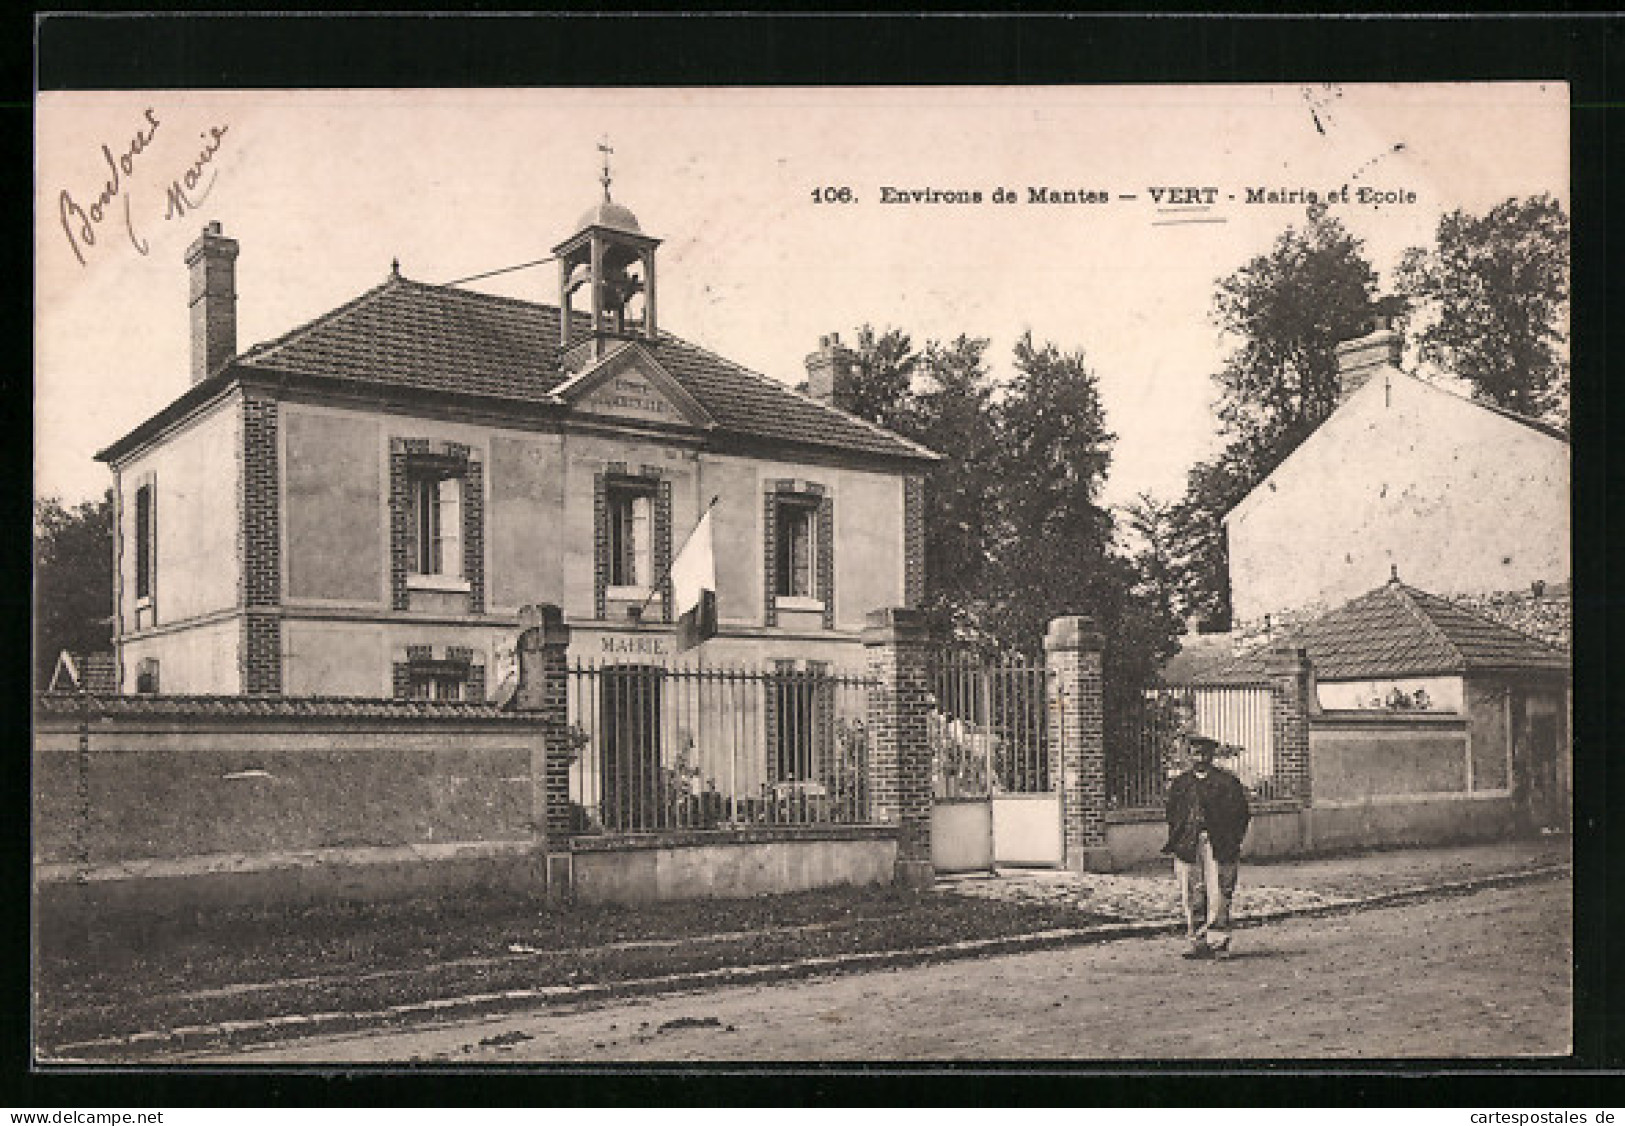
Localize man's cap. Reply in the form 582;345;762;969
1184;733;1221;753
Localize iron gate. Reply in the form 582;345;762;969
930;651;1059;872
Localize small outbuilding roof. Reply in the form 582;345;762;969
1210;578;1569;682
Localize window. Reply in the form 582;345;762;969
391;440;483;613
595;470;669;621
775;499;818;599
410;473;463;579
136;657;160;695
408;666;466;701
405;658;468;701
607;484;654;589
134;481;154;602
763;483;833;628
771;661;832;783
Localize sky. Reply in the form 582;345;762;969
35;84;1567;512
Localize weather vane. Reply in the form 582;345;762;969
598;135;614;201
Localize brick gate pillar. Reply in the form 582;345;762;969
863;607;935;887
512;603;574;897
1046;615;1109;873
1264;644;1314;808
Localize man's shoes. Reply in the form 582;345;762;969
1181;943;1214;960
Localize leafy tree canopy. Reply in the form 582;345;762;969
1212;209;1379;465
35;490;114;687
833;325;1179;698
1396;194;1569;422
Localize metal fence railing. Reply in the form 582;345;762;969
565;660;876;834
929;651;1052;800
1108;683;1277;810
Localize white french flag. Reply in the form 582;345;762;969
671;497;719;653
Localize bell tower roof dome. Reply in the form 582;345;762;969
552;140;661;364
574;198;643;235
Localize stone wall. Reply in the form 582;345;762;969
33;697;539;871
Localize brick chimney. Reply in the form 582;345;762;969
1335;313;1403;406
804;332;857;410
186;221;239;385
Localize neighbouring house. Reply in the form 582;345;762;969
1223;319;1570;646
1209;575;1571;837
96;195;935;706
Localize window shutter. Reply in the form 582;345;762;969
632;493;653;587
134;482;154;600
438;476;462;579
796;507;814;597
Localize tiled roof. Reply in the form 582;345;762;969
1212;580;1570;682
35;693;531;721
236;275;935;463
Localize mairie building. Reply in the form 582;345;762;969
98;192;935;699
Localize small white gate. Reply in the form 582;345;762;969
930;653;1059;872
1109;682;1277;812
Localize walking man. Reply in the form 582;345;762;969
1163;733;1252;960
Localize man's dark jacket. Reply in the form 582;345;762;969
1162;767;1251;864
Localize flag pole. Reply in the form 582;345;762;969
652;493;721;823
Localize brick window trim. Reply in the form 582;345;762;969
594;465;672;623
764;481;834;629
903;473;925;610
241;394;283;693
389;438;485;614
391;644;488;701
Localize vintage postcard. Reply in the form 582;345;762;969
34;83;1572;1066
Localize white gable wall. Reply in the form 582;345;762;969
1226;370;1569;624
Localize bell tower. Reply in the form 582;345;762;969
554;140;661;367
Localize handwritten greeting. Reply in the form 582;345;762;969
57;108;231;267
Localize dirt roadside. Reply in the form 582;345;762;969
184;876;1574;1062
39;838;1571;1062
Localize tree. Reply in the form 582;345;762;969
1122;491;1179;612
1166;211;1380;629
908;335;1000;635
34;491;114;687
844;325;918;436
983;332;1116;649
834;325;1180;698
1395;194;1570;421
983;334;1179;701
1211;209;1379;462
1164;452;1255;632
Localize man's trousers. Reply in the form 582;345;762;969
1173;829;1239;950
